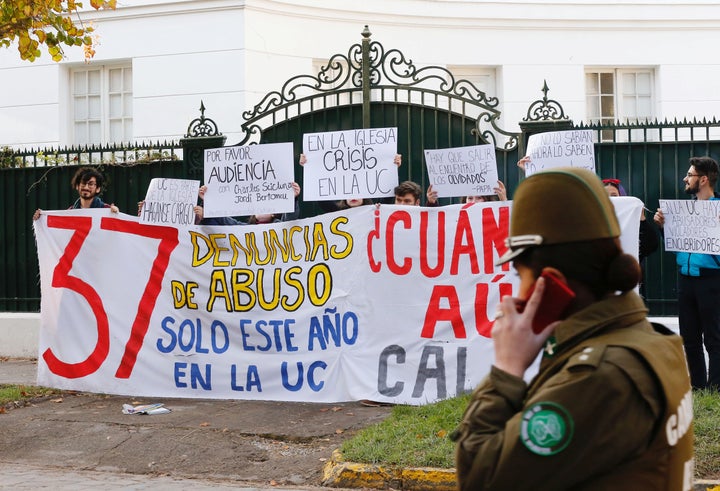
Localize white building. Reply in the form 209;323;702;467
1;0;719;150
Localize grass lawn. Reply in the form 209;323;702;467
0;384;63;413
342;390;720;480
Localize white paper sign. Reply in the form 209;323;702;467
302;127;399;201
139;178;200;226
524;130;596;177
659;199;720;253
424;144;498;198
203;143;295;218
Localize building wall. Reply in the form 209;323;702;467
1;0;719;149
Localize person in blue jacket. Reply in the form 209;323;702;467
654;156;720;390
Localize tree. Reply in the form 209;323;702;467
0;0;116;62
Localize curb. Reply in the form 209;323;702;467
696;481;720;491
322;449;456;490
322;450;720;491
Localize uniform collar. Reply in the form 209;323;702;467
547;291;649;356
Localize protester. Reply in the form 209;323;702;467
464;180;508;202
602;177;659;295
33;167;119;220
337;198;374;209
425;180;508;206
654;156;720;390
454;167;693;490
394;180;423;206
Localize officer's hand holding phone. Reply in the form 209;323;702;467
491;271;575;378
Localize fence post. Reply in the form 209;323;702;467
180;101;227;177
518;80;573;156
361;25;371;129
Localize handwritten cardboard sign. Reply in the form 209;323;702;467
203;142;295;218
524;130;596;177
302;127;399;201
659;199;720;253
140;178;200;226
424;144;498;198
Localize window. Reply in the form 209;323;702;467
586;69;654;125
72;64;133;145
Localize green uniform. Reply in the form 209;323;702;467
455;291;694;491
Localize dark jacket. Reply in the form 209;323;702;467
454;291;693;491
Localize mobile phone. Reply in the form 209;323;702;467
517;271;576;333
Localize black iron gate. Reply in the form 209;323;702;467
3;26;720;314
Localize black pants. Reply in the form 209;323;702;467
678;274;720;390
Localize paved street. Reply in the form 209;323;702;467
0;358;389;490
0;461;296;490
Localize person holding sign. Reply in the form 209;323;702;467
396;180;449;207
654;156;720;390
33;167;119;220
454;168;692;490
394;181;423;206
602;177;659;276
464;180;508;202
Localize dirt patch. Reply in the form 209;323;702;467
0;391;392;488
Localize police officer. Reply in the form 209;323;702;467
454;168;693;490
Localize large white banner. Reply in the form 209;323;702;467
34;199;640;405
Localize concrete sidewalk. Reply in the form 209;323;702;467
0;461;307;490
0;358;36;385
0;358;396;490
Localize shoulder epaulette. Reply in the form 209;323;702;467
565;345;606;370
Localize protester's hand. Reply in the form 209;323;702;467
494;180;507;201
292;181;301;197
654;208;665;228
517;155;531;172
299;154;307;166
32;209;42;221
394;154;402;167
194;205;204;223
491;277;558;378
426;184;438;205
137;201;144;217
198;185;207;200
110;204;119;214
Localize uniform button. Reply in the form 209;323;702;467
583;347;593;353
579;354;589;361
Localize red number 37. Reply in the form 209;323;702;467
43;215;179;379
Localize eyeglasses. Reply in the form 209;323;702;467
80;181;98;188
686;173;705;178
